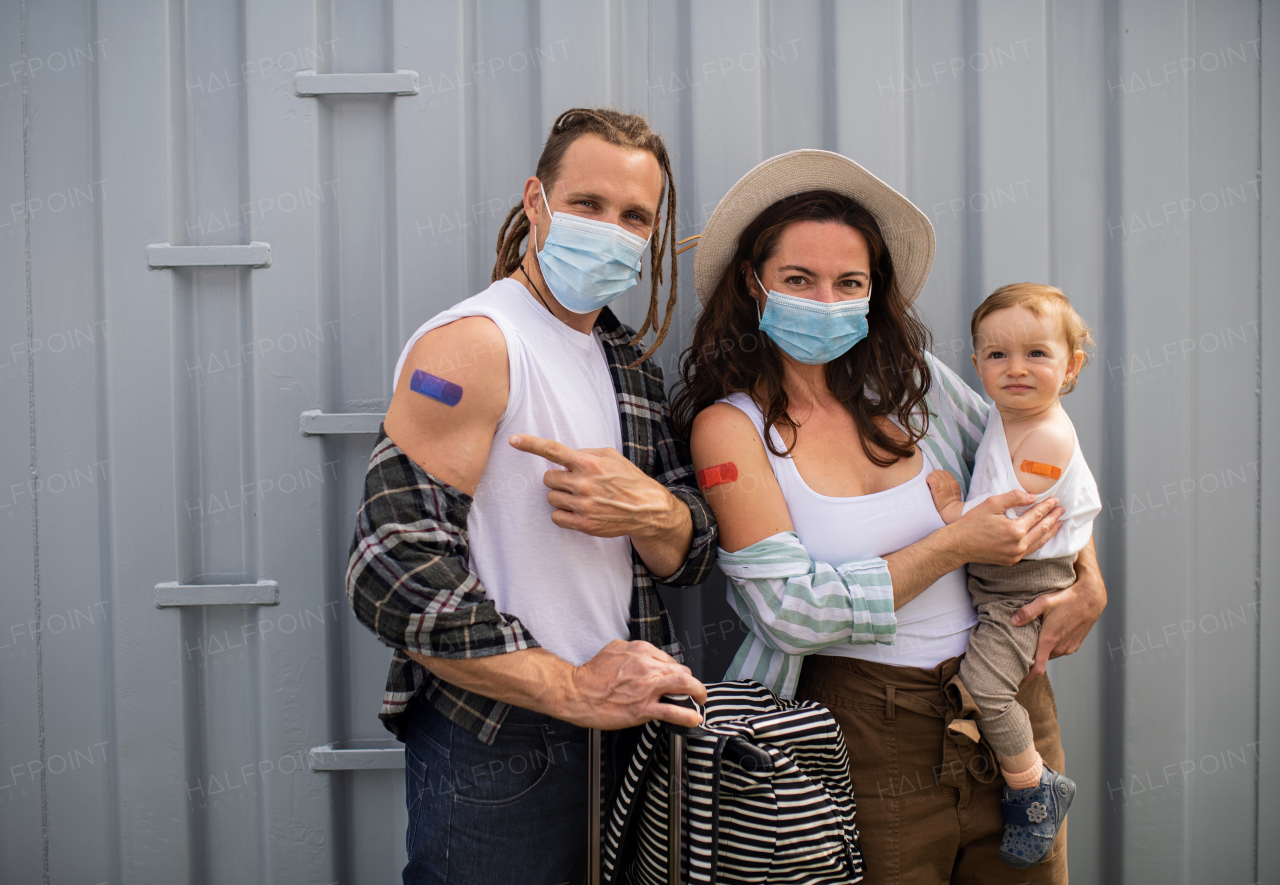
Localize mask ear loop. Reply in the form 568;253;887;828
520;180;556;315
751;268;767;324
535;180;553;247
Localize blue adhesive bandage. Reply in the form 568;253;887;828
410;369;463;406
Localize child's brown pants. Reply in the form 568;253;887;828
962;555;1079;758
797;654;1069;884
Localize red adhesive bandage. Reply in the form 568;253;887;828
1019;460;1063;480
697;462;738;490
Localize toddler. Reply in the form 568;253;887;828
927;283;1101;869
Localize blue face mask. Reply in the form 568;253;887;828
754;270;870;365
535;182;651;314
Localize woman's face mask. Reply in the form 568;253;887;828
754;269;870;365
534;182;651;314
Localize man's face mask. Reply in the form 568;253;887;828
754;269;870;365
534;181;651;315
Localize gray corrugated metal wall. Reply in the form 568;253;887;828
1;1;1274;882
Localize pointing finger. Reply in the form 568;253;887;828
510;434;583;468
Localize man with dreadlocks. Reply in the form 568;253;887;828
346;108;716;884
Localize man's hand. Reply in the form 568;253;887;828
510;434;677;536
510;434;693;577
1014;535;1107;682
564;639;706;730
945;489;1065;567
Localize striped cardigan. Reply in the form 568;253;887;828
720;354;990;698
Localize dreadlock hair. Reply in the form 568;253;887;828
492;107;678;365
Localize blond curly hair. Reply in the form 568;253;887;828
970;283;1095;394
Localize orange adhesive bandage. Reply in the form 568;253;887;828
697;462;738;490
1019;460;1063;480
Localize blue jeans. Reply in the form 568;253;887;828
402;698;624;885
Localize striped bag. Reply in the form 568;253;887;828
601;681;864;884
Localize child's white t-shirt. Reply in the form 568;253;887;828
961;409;1102;560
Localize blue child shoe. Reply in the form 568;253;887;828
999;765;1075;868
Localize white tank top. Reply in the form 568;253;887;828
393;279;633;666
962;408;1101;560
719;392;976;668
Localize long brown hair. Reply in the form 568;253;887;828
671;190;933;465
492;107;678;364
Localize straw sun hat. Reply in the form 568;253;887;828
689;149;935;306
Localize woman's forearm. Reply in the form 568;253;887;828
883;525;968;610
884;490;1070;608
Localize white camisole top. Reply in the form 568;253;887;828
718;392;976;668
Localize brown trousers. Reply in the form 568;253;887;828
797;654;1068;885
961;556;1078;758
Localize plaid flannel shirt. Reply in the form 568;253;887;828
346;306;718;744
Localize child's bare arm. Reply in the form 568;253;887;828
1010;414;1075;494
926;469;966;525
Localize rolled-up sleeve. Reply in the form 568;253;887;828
719;531;896;654
719;531;896;698
638;363;718;588
919;352;991;491
658;485;717;587
346;432;540;659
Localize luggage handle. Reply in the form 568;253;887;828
588;727;603;885
589;695;696;885
660;695;694;885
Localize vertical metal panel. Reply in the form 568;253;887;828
1183;7;1260;880
23;0;119;880
3;1;1272;882
1042;3;1111;876
1113;3;1261;883
0;7;47;885
98;2;191;882
1259;5;1279;882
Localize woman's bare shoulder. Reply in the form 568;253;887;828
693;400;756;436
690;400;793;551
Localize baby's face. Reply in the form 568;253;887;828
972;306;1082;411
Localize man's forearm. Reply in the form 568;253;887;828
630;491;694;580
410;638;707;731
1075;535;1103;588
409;648;580;721
1065;534;1107;624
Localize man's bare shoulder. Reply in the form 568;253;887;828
383;316;510;494
402;316;508;383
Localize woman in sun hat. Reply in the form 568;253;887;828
669;150;1107;882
